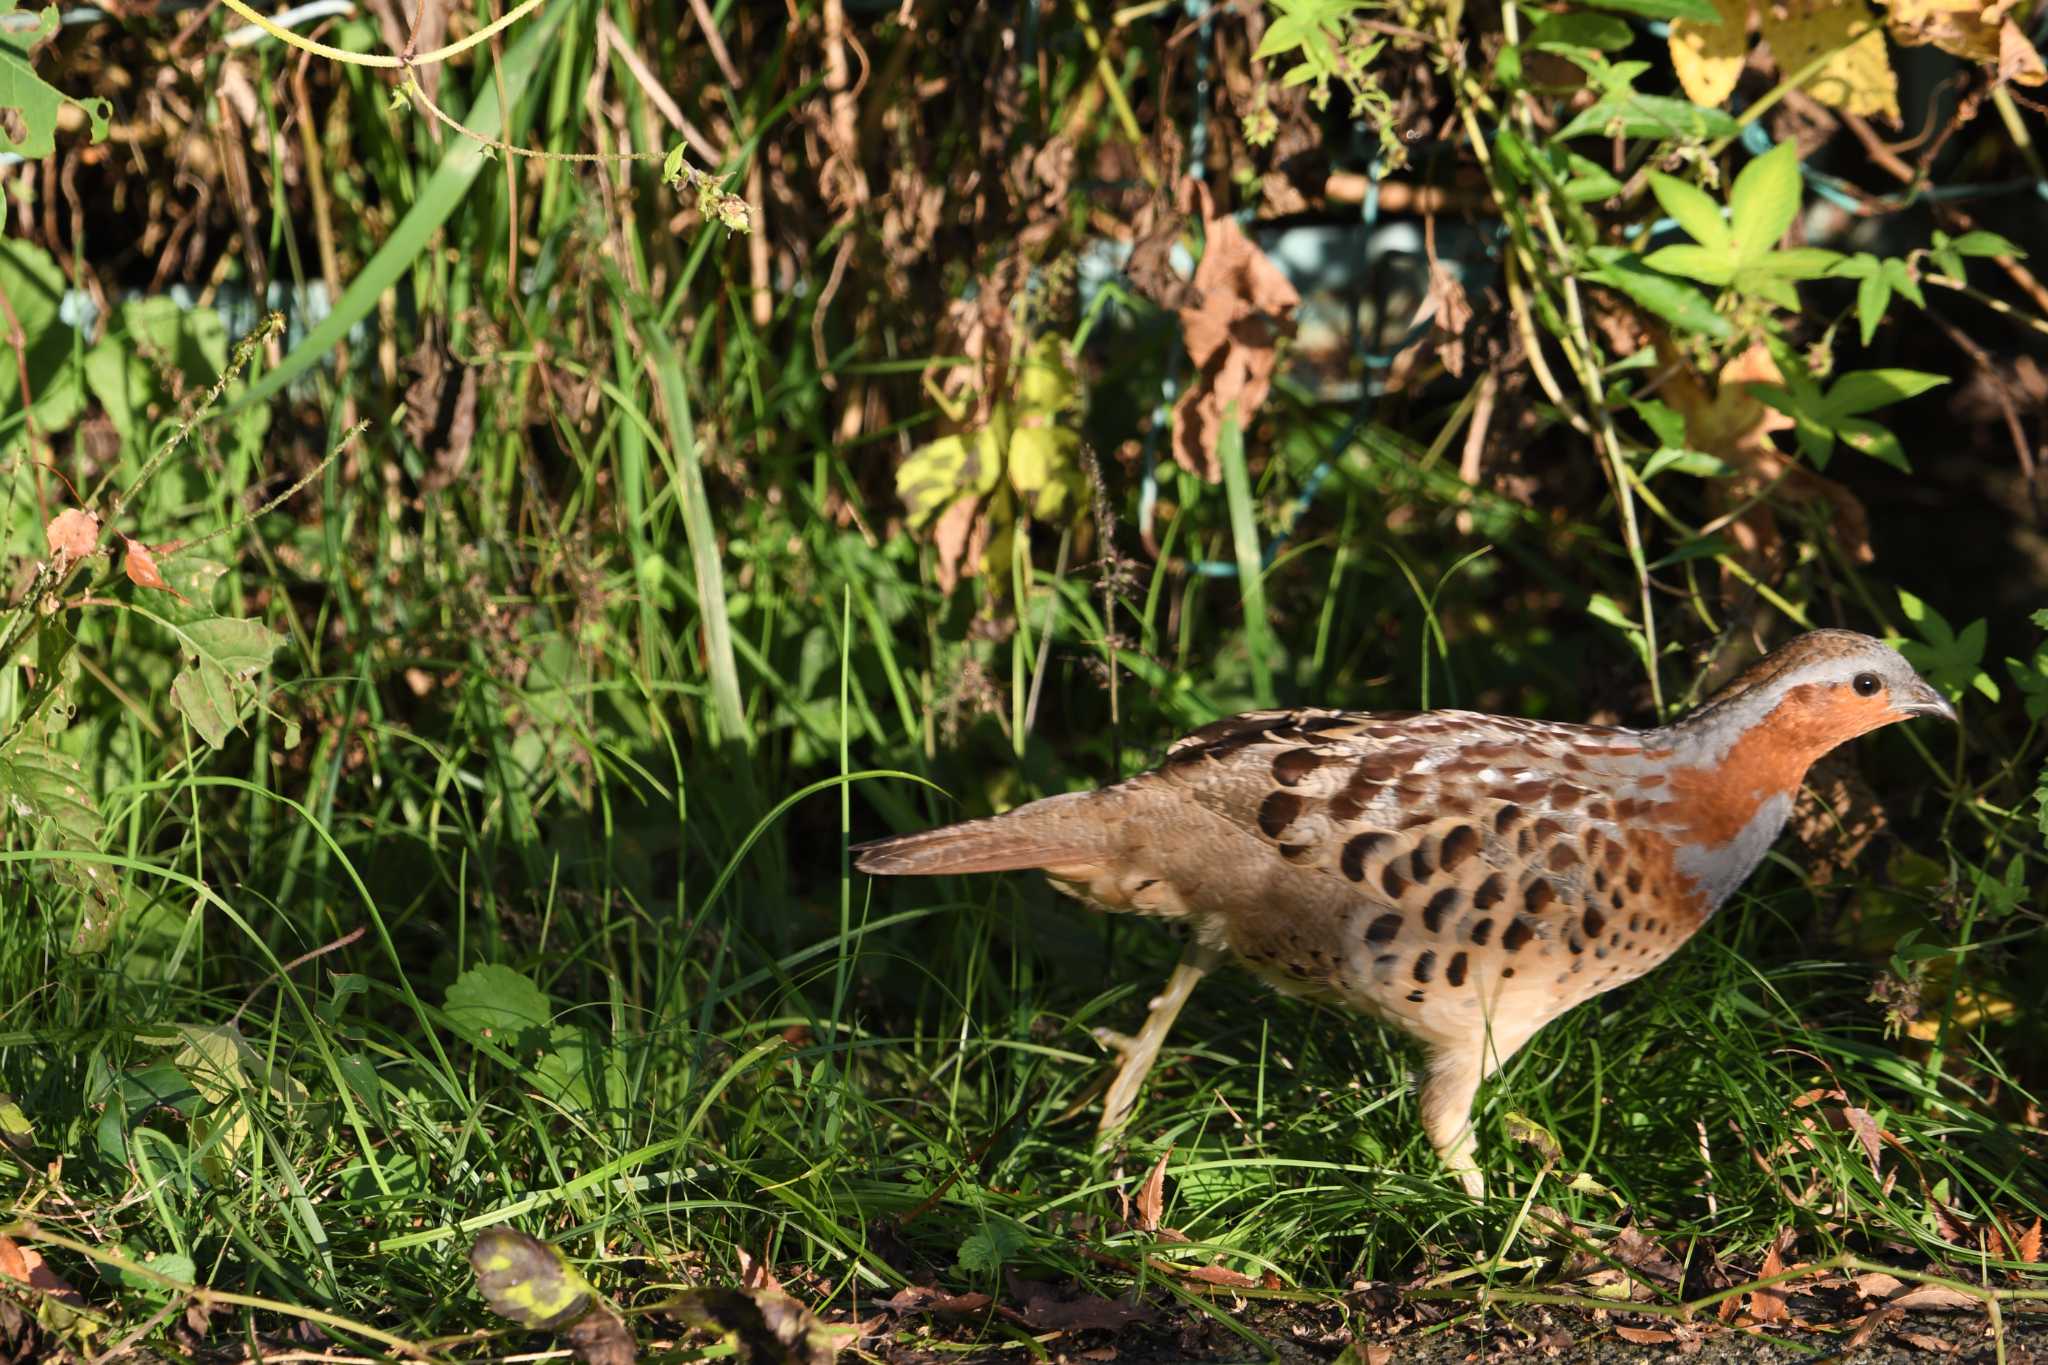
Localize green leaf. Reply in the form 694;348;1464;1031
0;729;122;953
444;963;553;1041
1884;256;1925;307
1577;0;1718;18
1835;417;1909;472
1827;368;1946;416
1754;246;1844;278
1586;250;1734;338
1556;92;1739;140
0;2;112;160
1727;140;1802;262
1649;173;1731;252
1946;230;2022;259
956;1221;1026;1273
168;616;283;748
1527;13;1635;51
1855;271;1891;345
1642;243;1735;286
1897;590;1997;703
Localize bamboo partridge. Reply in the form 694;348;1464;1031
855;631;1954;1196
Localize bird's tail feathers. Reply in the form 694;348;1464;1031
852;792;1110;876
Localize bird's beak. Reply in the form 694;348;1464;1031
1901;679;1958;723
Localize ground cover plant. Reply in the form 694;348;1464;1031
0;0;2045;1359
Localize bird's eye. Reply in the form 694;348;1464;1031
1852;672;1883;697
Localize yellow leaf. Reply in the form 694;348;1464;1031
1761;0;1899;119
1883;0;1998;61
895;434;973;528
1671;0;1752;108
1015;335;1080;415
1007;423;1081;519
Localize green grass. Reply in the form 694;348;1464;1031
0;0;2045;1359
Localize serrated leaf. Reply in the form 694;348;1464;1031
444;963;553;1041
1587;250;1734;338
1649;173;1732;252
0;732;122;952
1643;243;1736;286
168;616;281;748
1728;141;1802;261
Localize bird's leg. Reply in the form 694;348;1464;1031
1093;941;1225;1146
1419;1047;1487;1200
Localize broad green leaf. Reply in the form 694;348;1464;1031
0;2;112;160
444;963;553;1041
1556;92;1739;140
957;1222;1027;1272
1828;369;1947;416
1756;246;1843;278
1642;243;1735;286
1649;174;1731;252
168;616;282;748
1587;250;1734;338
1946;229;2022;258
1897;589;1998;703
0;237;86;432
1728;141;1802;261
0;730;121;952
1528;13;1635;50
1835;417;1909;471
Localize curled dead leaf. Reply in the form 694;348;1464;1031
1135;1146;1171;1233
1170;182;1300;482
120;538;190;603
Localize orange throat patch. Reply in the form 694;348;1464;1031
1662;684;1902;849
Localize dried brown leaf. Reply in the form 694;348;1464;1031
1746;1228;1796;1325
1853;1271;1906;1299
882;1286;992;1316
121;539;189;603
1998;19;2047;85
1896;1328;1962;1353
1005;1272;1154;1334
1173;1262;1259;1289
1613;1325;1678;1344
1890;1284;1981;1311
1169;184;1300;482
1418;262;1473;378
1135;1147;1171;1233
44;508;100;562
